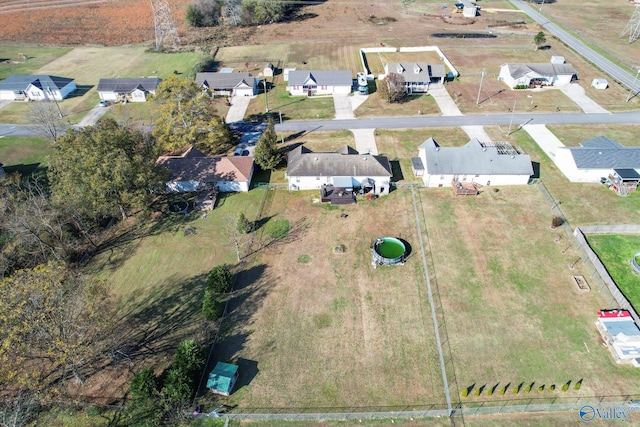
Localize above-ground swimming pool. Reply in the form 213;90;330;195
372;237;407;265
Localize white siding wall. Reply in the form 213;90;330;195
217;180;249;192
423;173;530;187
0;90;17;100
288;175;389;191
130;89;147;102
287;85;351;96
99;91;118;101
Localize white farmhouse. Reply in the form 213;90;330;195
97;77;161;103
286;70;352;96
498;63;577;88
383;62;446;94
417;137;533;188
0;75;76;101
286;145;392;196
196;72;258;97
554;136;640;183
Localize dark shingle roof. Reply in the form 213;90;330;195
0;75;74;92
195;72;256;90
97;77;161;93
385;62;446;83
568;136;640;169
287;70;353;87
418;137;533;175
287;145;392;177
157;146;254;183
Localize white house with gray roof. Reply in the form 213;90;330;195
196;72;258;97
498;63;577;88
286;145;392;194
286;70;352;96
0;75;76;101
417;137;533;187
383;62;445;94
554;136;640;182
97;77;161;102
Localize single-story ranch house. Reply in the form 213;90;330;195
416;137;533;187
97;77;161;103
0;75;76;101
498;62;578;88
195;72;258;97
286;145;392;195
156;146;254;193
383;62;446;94
286;70;352;96
596;310;640;367
553;136;640;183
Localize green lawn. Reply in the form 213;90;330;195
0;46;73;80
246;86;335;121
586;234;640;314
0;136;50;176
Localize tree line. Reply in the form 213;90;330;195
186;0;300;27
0;75;244;421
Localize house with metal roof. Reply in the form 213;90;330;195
498;62;577;88
596;310;640;367
97;77;161;103
156;146;254;193
286;145;392;196
383;63;446;94
417;137;533;188
286;70;353;96
207;362;239;396
553;136;640;183
195;72;258;97
0;75;76;101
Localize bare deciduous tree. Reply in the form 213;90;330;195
27;101;66;142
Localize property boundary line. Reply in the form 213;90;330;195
409;184;454;419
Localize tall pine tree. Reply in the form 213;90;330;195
253;117;282;170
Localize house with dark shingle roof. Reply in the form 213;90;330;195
156;146;254;193
554;136;640;182
97;77;161;103
0;75;76;101
286;145;392;195
417;137;533;187
383;62;446;94
498;62;577;88
195;72;258;97
286;70;352;96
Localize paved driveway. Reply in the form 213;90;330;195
559;84;609;114
226;96;252;123
77;102;111;126
351;128;377;155
333;94;354;120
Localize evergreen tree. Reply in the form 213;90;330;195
253;117;282;170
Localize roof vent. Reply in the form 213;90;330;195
314;157;318;161
363;156;368;160
436;147;440;151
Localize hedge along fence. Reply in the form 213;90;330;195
573;226;640;327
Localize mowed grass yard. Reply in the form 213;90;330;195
587;234;640;315
0;45;204;124
210;189;445;408
421;185;640;399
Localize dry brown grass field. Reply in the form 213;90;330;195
212;189;445;408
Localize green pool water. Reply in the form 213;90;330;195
374;238;406;259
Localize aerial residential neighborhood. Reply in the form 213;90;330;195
1;0;640;426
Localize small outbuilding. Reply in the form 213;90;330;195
591;78;608;90
263;63;274;77
207;362;239;396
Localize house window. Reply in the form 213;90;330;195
462;175;467;181
321;85;327;90
440;175;445;180
475;174;480;178
316;177;320;180
296;178;300;183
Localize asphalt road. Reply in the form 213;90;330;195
274;111;640;132
511;0;640;91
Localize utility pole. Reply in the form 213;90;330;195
46;86;64;118
476;68;485;105
507;99;517;135
263;79;269;113
626;68;640;102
